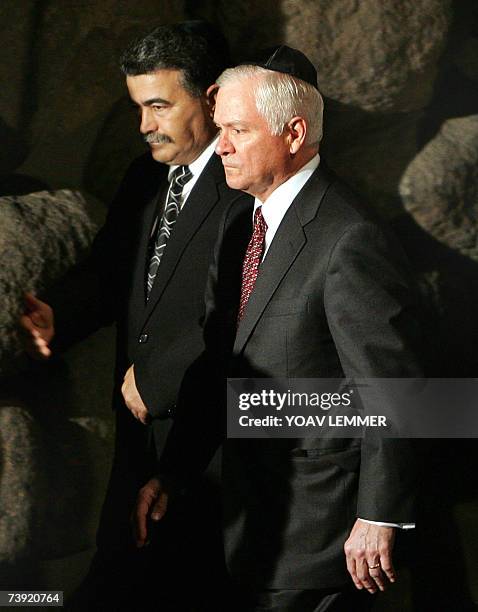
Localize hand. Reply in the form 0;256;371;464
344;519;396;594
132;477;169;548
121;364;149;424
19;293;55;360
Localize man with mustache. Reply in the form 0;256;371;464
20;21;250;611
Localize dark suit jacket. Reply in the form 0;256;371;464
161;163;424;590
47;150;251;547
50;150;250;410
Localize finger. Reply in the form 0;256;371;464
138;408;149;425
33;333;46;346
36;342;52;358
131;407;144;423
20;311;50;342
19;315;37;335
30;327;50;348
356;558;377;594
28;348;51;361
366;545;385;590
31;335;51;356
19;324;50;359
133;410;147;424
368;567;386;592
151;491;168;521
364;527;386;591
30;311;49;328
345;554;363;590
133;496;150;547
24;294;50;327
379;546;396;583
129;403;148;424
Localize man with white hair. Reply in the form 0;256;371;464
135;46;422;611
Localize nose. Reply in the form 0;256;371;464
139;107;157;135
216;131;234;157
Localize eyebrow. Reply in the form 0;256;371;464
216;120;250;129
135;97;171;106
130;98;171;108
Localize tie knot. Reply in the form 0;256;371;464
254;206;267;232
171;165;192;188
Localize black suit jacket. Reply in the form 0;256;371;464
50;151;249;415
46;151;251;547
161;163;424;590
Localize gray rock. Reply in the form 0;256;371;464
0;406;46;564
0;187;115;561
0;190;97;376
0;404;113;563
218;0;452;112
0;185;115;565
400;115;478;261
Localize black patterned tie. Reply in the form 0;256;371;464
146;165;192;298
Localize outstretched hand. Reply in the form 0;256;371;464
19;293;55;359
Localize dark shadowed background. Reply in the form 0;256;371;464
0;1;477;609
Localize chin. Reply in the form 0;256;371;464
149;145;175;164
224;174;246;191
225;178;244;191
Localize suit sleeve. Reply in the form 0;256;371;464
45;155;154;351
324;220;424;523
44;222;116;352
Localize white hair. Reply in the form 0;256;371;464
216;64;324;145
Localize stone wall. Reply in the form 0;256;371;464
0;190;114;584
0;0;477;607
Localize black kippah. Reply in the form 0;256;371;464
240;45;318;89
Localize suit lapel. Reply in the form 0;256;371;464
143;153;223;319
233;166;331;353
233;208;305;353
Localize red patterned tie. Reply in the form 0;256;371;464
237;206;268;323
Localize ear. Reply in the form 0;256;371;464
206;83;219;118
287;116;307;154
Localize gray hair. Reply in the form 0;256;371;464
216;65;324;145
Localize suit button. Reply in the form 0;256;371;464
138;334;149;344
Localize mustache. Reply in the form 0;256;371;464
143;133;173;145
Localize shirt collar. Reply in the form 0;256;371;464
167;136;218;182
253;154;320;233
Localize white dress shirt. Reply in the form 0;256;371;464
252;154;414;530
254;153;320;259
167;136;218;209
